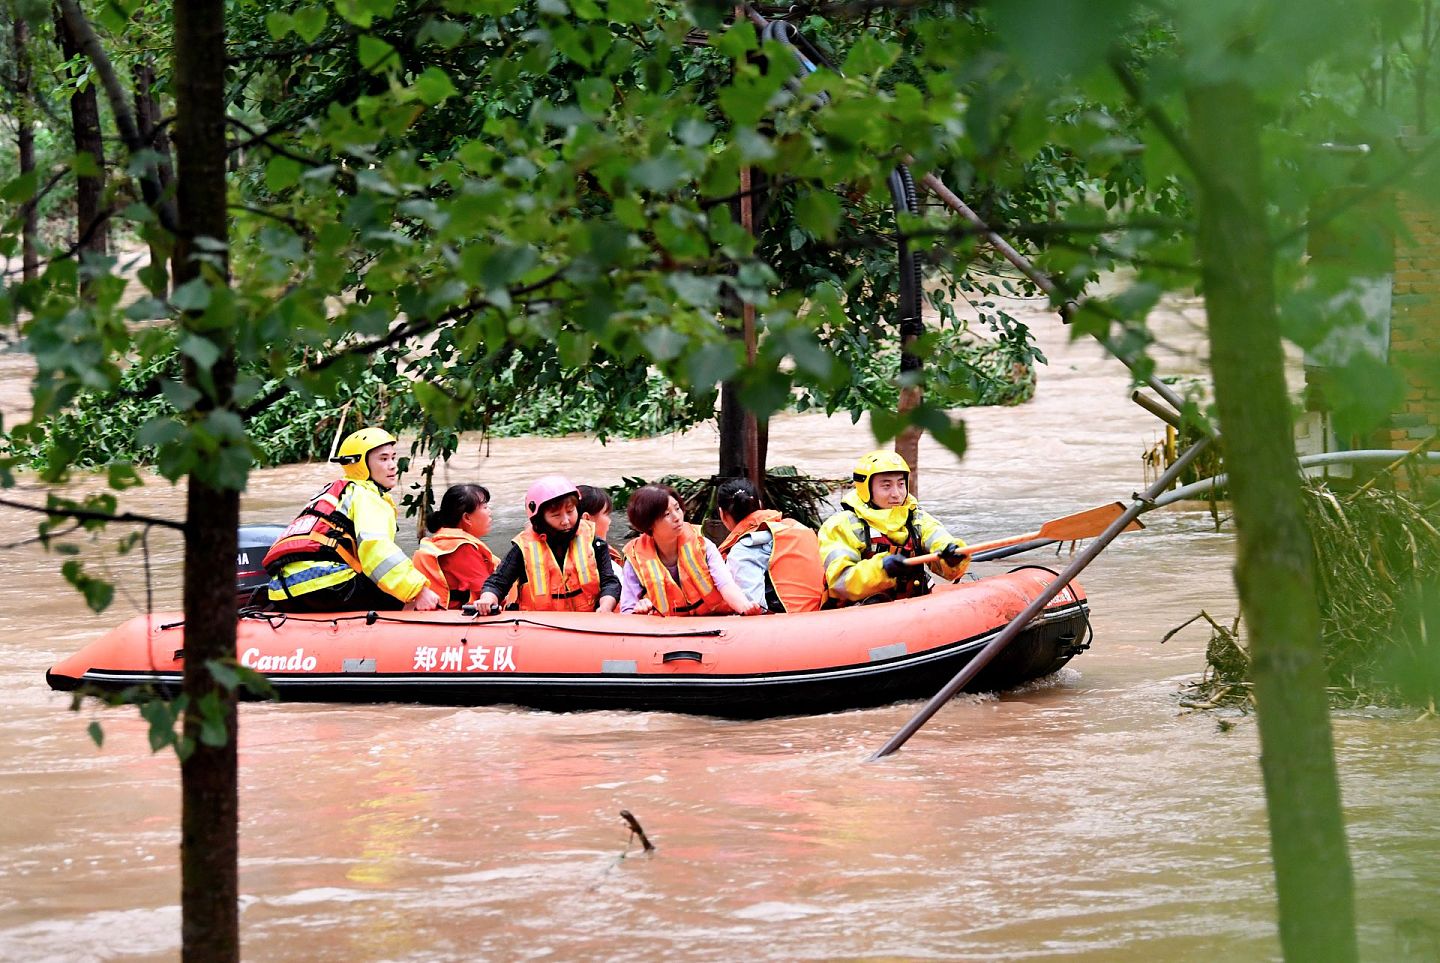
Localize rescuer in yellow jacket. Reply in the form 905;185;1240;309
263;427;440;613
817;450;969;605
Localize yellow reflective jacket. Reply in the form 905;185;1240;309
269;479;428;604
817;491;968;604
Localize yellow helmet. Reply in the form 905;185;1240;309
332;427;397;482
852;449;910;504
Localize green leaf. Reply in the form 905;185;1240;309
795;190;841;242
265;156;303;193
628;154;687;192
139;698;181;753
991;0;1137;80
171;278;212;312
87;721;104;748
840;33;897;76
607;0;647;22
197;692;230;747
265;10;294;40
179;334;222;372
71;151;102;178
640;325;686;362
418;18;466;48
60;559;114;613
207;659;241;692
715;21;757;59
358;35;397;72
292;5;329;42
1;169;40;204
415;66;458;105
106;462;143;490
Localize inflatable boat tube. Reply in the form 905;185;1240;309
47;568;1090;718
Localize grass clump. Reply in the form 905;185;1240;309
1176;472;1440;712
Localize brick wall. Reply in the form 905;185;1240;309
1381;197;1440;455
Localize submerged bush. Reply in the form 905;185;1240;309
1178;474;1440;710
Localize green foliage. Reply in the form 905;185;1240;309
1183;475;1440;710
5;326;1027;470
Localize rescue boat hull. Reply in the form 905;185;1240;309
47;568;1090;718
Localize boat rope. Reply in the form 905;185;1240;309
238;609;725;638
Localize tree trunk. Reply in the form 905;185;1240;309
15;15;38;283
53;3;107;262
172;0;239;958
133;59;175;295
1187;80;1358;962
719;162;763;489
890;166;924;492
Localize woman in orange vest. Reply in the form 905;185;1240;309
620;484;763;616
715;478;825;614
412;484;499;610
476;475;620;613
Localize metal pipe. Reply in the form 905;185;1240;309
1152;450;1440;509
1131;389;1182;428
871;435;1212;759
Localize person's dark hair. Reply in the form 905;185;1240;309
626;484;683;535
577;484;613;517
426;484;490;533
716;477;762;523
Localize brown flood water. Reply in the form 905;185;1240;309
2;296;1439;961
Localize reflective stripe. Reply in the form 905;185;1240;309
513;520;601;611
623;525;726;616
369;550;408;584
270;562;351;590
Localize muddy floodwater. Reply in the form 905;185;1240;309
2;296;1438;961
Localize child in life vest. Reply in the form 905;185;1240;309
577;484;623;566
620;484;763;616
476;476;620;613
715;478;825;613
412;484;499;610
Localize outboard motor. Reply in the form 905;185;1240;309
237;524;286;606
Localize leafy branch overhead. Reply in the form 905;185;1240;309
4;0;1176;491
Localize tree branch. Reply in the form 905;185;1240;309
55;0;178;233
1110;54;1214;195
0;496;187;532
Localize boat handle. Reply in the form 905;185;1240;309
662;650;704;663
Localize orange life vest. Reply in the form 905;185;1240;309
513;519;602;612
413;529;500;609
717;510;825;613
623;524;729;616
262;479;362;575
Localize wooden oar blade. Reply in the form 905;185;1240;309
1035;502;1138;541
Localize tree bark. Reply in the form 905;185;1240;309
172;0;239;958
55;0;178;234
1187;80;1358;961
890;166;924;492
133;59;175;294
53;3;107;262
14;15;38;283
719;162;763;489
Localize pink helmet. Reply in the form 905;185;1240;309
524;475;579;517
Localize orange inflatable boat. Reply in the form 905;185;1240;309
47;567;1089;717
